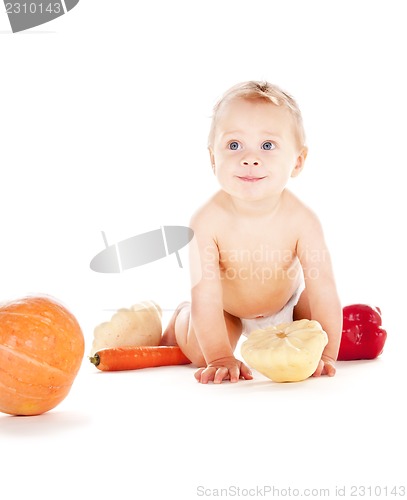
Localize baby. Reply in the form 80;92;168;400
162;81;342;384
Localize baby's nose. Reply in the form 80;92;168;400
241;157;260;167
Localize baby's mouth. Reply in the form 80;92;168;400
237;176;266;183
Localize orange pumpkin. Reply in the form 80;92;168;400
0;296;84;416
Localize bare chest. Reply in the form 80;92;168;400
217;234;298;278
215;229;302;318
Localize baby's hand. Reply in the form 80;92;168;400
312;355;336;377
194;356;253;384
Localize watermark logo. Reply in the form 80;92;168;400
90;226;195;274
4;0;79;33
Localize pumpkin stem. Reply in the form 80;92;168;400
89;353;100;367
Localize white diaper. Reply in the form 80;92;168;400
241;277;305;337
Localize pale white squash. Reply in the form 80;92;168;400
241;319;328;382
90;300;162;355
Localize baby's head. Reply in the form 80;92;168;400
208;81;306;151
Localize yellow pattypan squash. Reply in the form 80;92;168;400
241;319;328;382
90;300;162;355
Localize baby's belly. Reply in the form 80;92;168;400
220;261;303;319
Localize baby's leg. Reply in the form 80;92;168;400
160;302;190;347
161;302;242;367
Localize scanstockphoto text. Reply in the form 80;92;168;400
202;245;328;284
196;484;406;497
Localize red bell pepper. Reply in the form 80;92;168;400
338;304;387;360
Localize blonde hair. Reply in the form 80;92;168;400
208;80;306;148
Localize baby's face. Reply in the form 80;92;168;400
210;98;306;202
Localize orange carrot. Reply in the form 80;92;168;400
89;346;191;371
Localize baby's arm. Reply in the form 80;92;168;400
188;212;252;383
296;211;342;376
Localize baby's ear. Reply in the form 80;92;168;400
291;146;308;178
208;147;216;173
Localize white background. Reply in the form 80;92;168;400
1;1;406;499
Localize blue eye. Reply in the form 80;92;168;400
228;141;240;150
262;141;275;150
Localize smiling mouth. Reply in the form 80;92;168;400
237;176;266;183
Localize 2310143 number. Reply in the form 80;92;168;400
5;2;62;14
350;485;405;496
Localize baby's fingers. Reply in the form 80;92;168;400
239;362;253;380
195;366;216;384
194;359;252;384
312;358;336;378
214;367;231;384
194;367;205;382
195;366;228;384
312;360;324;377
323;362;336;377
194;366;237;384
